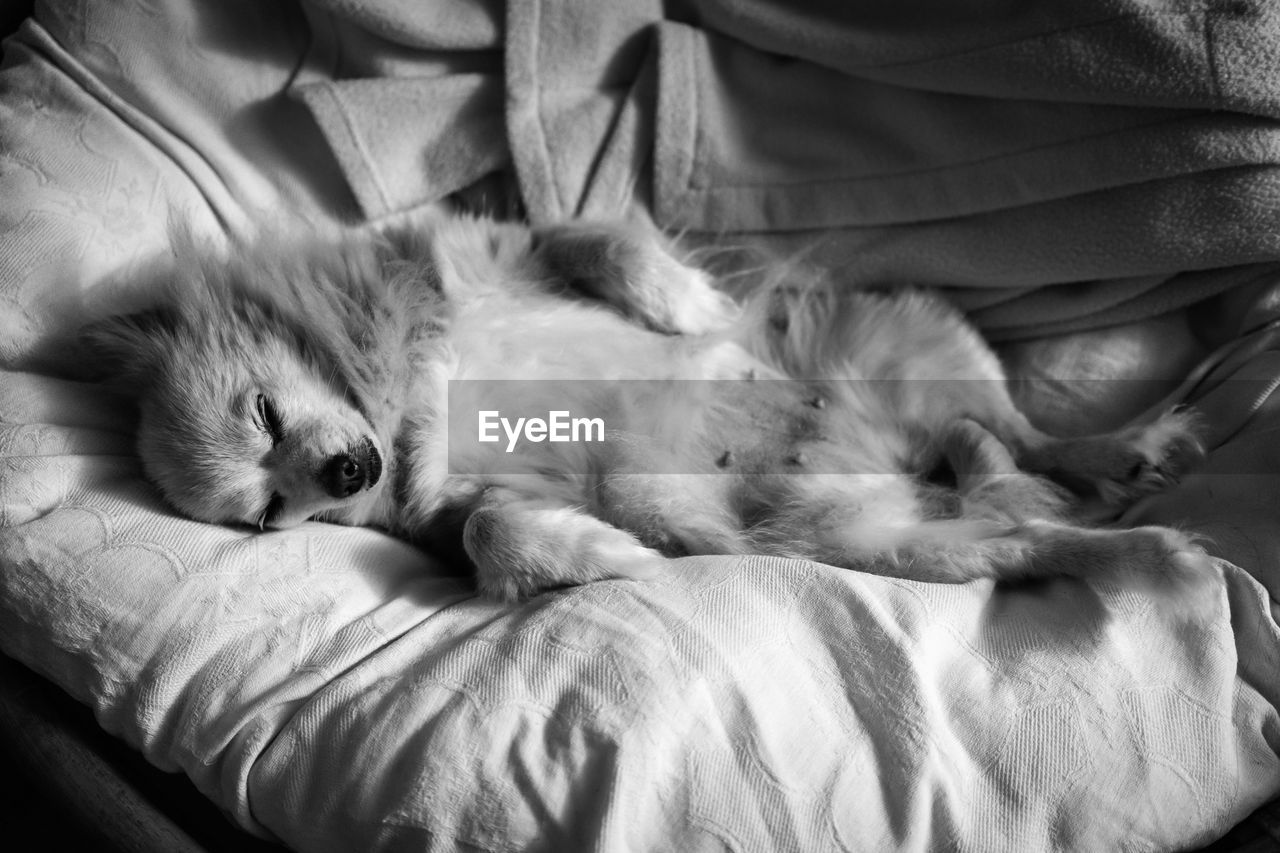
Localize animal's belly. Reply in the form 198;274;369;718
452;299;699;381
636;378;909;478
447;298;764;477
445;299;912;513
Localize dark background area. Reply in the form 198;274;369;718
0;0;32;49
0;655;281;851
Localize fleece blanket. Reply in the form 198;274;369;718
297;0;1280;341
4;1;1280;851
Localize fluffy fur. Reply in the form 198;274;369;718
83;216;1210;600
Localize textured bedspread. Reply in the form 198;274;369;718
3;367;1280;851
4;2;1280;851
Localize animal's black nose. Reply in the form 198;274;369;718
321;439;382;499
322;452;367;498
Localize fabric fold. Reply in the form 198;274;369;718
501;0;1280;337
652;21;1280;233
294;74;508;219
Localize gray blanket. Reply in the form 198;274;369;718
295;0;1280;339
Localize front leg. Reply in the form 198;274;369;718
463;486;663;601
532;220;739;334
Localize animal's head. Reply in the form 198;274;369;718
82;236;414;530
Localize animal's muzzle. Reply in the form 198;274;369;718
322;437;383;499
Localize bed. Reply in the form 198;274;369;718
3;1;1280;850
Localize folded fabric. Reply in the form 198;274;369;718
285;0;1280;338
504;0;1280;338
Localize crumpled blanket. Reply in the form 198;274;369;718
293;0;1280;340
3;1;1280;851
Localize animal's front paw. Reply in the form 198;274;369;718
464;498;667;601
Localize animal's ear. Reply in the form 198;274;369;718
77;306;182;387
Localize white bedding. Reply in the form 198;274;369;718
3;368;1280;851
4;2;1280;851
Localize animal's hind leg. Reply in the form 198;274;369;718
805;291;1203;512
1014;409;1204;514
899;340;1204;517
940;419;1071;524
957;379;1204;515
821;515;1209;586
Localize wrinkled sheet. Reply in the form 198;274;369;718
3;369;1280;852
3;2;1280;851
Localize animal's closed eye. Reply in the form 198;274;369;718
256;393;285;445
257;493;284;531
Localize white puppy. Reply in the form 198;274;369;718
84;216;1208;600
